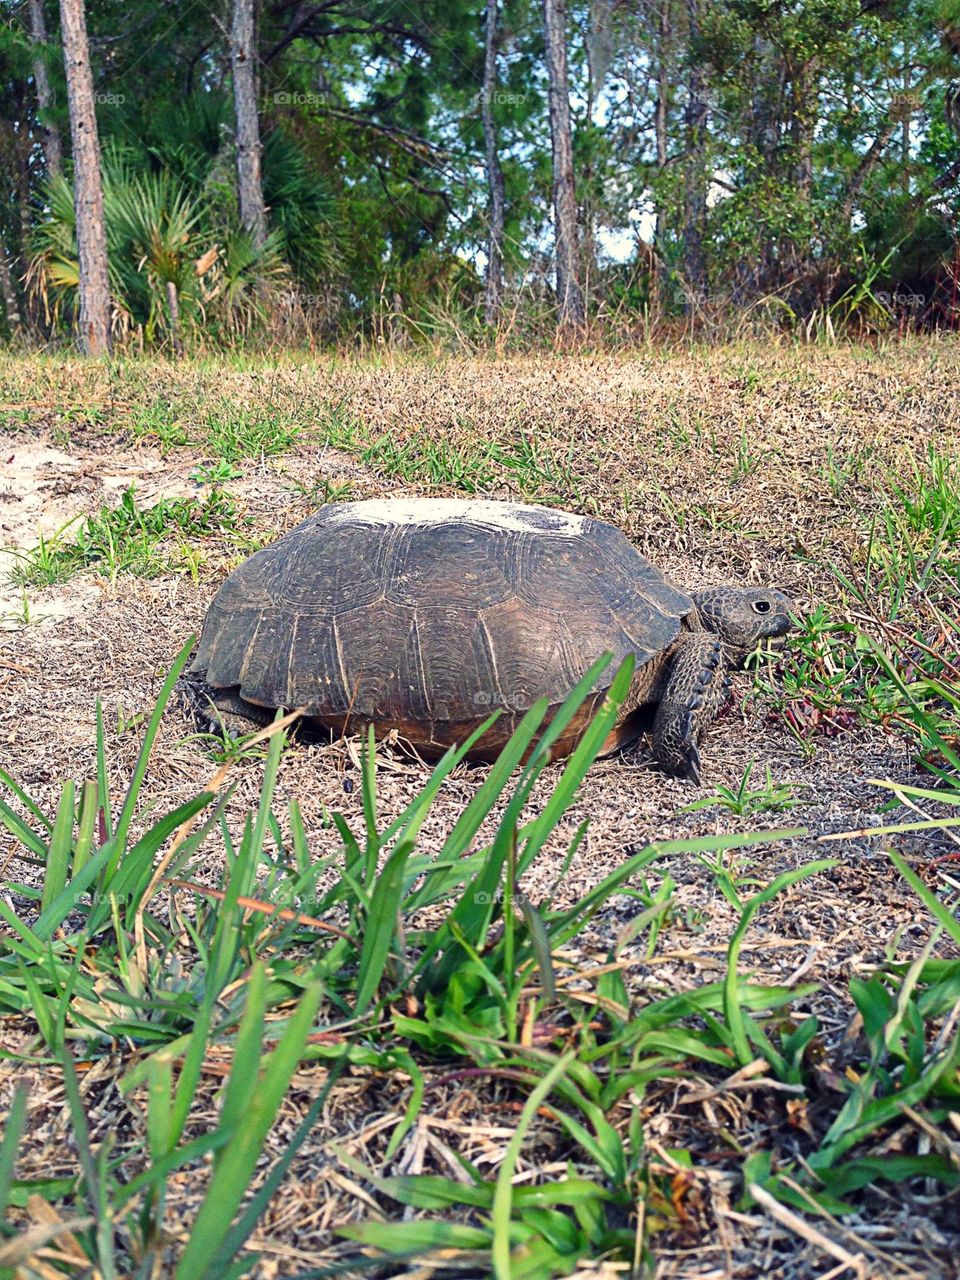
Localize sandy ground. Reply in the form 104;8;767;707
0;347;958;1277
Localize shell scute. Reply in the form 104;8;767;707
383;522;516;608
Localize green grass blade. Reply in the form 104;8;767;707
552;828;806;947
30;839;118;942
0;1083;28;1221
405;704;546;911
415;661;627;990
18;964;57;1044
370;1173;494;1209
724;859;837;1067
169;1001;213;1147
518;896;555;1003
72;780;98;879
523;652;615;768
0;796;49;859
516;655;634;875
289;798;310;877
492;1052;574;1279
354;839;414;1013
339;1221;491;1251
242;718;287;897
887;850;960;946
217;964;267;1147
102;793;215;927
96;699;113;841
0;768;53;830
867;637;960;771
0;901;48;958
203;1052;349;1273
108;638;195;879
113;1130;232;1209
362;725;379;881
174;979;325;1280
867;779;960;808
366;711;502;860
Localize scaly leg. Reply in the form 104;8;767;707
177;675;273;739
652;632;730;782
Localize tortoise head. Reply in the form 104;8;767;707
692;586;794;665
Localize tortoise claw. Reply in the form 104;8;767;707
685;741;702;785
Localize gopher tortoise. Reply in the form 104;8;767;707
184;498;793;779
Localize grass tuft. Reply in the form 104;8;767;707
8;486;260;587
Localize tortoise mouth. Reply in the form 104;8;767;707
757;632;790;656
738;630;790;667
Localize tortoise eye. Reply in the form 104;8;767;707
752;600;771;614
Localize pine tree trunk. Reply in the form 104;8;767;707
29;0;63;178
744;34;778;295
0;244;22;339
682;0;708;307
15;125;33;296
231;0;267;249
543;0;585;336
482;0;506;324
582;0;615;306
166;281;183;356
652;0;672;254
791;61;817;200
59;0;111;355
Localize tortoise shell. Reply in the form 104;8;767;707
189;498;693;758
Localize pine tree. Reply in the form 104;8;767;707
59;0;110;354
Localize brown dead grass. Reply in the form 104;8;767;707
0;340;959;1277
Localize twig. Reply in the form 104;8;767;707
684;1058;806;1102
900;1102;960;1169
169;878;356;942
748;1183;869;1277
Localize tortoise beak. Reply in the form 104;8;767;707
758;614;793;654
771;614;794;638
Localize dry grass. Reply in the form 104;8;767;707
0;339;958;1277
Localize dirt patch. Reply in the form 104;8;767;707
0;441;86;543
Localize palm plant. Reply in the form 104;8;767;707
27;95;340;347
105;162;205;348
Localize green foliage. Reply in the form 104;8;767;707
7;964;340;1279
682;761;805;818
359;430;587;502
755;447;959;752
0;627;958;1275
8;0;959;348
27;139;303;347
8;486;257;587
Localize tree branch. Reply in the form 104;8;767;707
263;1;429;63
840;121;898;221
308;105;460;168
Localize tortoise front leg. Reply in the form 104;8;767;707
652;632;730;782
178;675;273;739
